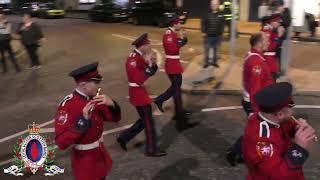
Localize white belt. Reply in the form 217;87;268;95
264;52;276;56
128;83;144;87
243;90;250;102
166;55;180;59
74;137;103;151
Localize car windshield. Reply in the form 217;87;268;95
42;3;57;10
133;0;175;9
0;4;10;8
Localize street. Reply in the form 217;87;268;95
0;16;320;180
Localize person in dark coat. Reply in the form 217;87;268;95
17;12;45;69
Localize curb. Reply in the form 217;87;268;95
65;15;89;20
182;88;320;97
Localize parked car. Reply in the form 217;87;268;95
128;0;188;27
20;2;40;16
88;3;129;22
0;3;12;14
37;3;65;18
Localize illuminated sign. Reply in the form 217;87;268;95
79;0;96;4
0;0;10;4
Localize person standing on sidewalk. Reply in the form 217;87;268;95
261;14;284;81
226;33;274;166
117;33;167;157
154;18;198;131
0;10;20;73
201;0;224;68
17;12;44;69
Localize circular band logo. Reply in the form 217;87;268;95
20;134;48;174
3;122;64;177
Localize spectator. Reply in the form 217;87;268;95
17;12;45;69
0;10;20;73
201;0;224;68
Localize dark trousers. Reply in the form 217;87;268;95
155;74;184;120
24;44;40;67
229;100;254;157
0;40;20;72
272;72;280;82
118;105;157;154
204;36;221;66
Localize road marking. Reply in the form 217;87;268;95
126;95;158;99
295;105;320;109
201;105;320;112
102;124;133;135
0;120;54;144
201;106;242;112
1;104;320;166
0;158;14;167
188;47;195;53
152;48;163;67
2;105;320;145
180;60;189;64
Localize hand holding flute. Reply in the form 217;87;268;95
292;116;318;149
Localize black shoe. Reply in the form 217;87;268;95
117;138;127;151
182;109;192;116
154;101;164;113
212;63;220;68
175;122;200;132
146;150;167;157
172;114;189;121
225;149;237;167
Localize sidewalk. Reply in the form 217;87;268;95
182;19;320;42
65;12;89;20
182;54;320;96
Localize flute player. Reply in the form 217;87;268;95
54;62;121;180
242;82;316;180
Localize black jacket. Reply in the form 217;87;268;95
17;22;43;46
201;11;225;37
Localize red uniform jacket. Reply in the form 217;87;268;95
261;25;281;73
242;48;274;112
126;49;158;106
54;89;121;180
242;113;308;180
163;27;188;74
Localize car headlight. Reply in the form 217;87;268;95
163;13;174;18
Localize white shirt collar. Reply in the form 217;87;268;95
258;112;280;128
25;22;33;27
264;23;273;30
134;48;143;56
169;27;175;32
75;88;90;100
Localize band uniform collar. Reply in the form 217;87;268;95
258;112;280;128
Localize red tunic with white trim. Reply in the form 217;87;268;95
54;90;121;180
242;48;274;112
126;49;158;106
261;25;281;73
163;27;187;74
242;113;308;180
